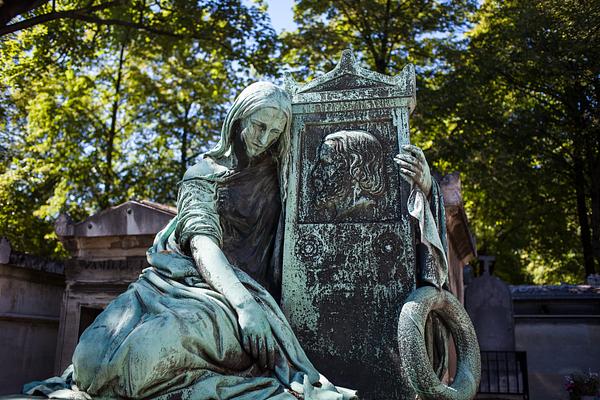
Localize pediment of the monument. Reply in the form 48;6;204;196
301;73;394;93
285;49;415;100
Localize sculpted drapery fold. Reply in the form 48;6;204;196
412;179;449;290
176;176;224;252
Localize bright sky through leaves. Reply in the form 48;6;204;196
265;0;297;33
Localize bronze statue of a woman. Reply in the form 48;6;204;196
27;79;456;400
70;82;355;400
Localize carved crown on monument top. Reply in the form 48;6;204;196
284;49;417;112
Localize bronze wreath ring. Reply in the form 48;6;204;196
398;286;481;400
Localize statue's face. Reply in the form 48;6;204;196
311;140;348;207
241;107;286;158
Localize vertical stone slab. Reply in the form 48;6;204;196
465;267;516;352
282;50;418;399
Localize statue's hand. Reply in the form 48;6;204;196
394;144;432;196
237;299;275;370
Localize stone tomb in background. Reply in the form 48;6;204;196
281;50;418;399
0;239;64;395
54;200;175;373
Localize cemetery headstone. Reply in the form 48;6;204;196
281;50;418;399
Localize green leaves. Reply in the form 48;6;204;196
0;0;278;258
1;0;597;283
281;0;599;283
422;0;600;283
280;0;477;78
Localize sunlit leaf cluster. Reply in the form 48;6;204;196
0;0;277;257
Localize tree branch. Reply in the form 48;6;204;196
72;13;182;38
337;0;380;70
0;0;50;27
379;0;392;73
0;2;238;61
494;69;566;117
0;0;125;36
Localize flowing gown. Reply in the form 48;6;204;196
72;154;323;400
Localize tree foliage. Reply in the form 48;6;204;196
281;0;599;284
280;0;476;77
1;0;598;284
419;0;600;283
0;0;277;258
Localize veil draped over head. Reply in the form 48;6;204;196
205;81;292;201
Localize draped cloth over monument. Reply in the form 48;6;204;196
407;179;451;379
407;180;448;290
72;155;323;399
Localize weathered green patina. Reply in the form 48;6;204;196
22;53;480;400
398;286;481;400
281;50;480;399
64;82;356;400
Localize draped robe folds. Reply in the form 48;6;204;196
69;154;324;400
408;179;451;379
409;180;449;290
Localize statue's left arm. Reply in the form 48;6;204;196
394;145;449;288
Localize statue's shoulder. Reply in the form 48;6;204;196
182;155;230;182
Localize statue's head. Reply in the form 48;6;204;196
207;81;292;164
206;82;292;199
311;130;387;215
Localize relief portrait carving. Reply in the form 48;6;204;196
310;130;388;221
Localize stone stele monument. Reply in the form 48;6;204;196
281;50;480;399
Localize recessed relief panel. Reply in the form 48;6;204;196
298;118;402;224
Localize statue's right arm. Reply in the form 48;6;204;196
189;235;253;312
175;162;275;369
189;236;276;370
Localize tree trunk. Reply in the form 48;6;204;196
589;151;600;272
102;41;126;209
574;156;596;278
179;104;191;179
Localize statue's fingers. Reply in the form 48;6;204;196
416;149;427;164
396;159;418;173
402;144;426;162
413;162;423;176
415;172;424;187
395;152;419;165
401;144;420;153
399;170;413;181
400;168;416;178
